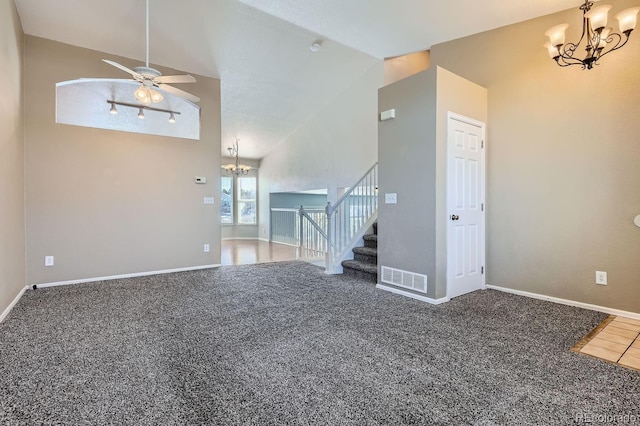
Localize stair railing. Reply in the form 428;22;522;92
325;163;378;273
298;206;328;259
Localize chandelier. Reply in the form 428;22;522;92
544;0;640;69
221;139;251;176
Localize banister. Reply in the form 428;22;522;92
327;162;378;216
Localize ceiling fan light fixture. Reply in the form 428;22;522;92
150;88;163;103
138;108;145;119
109;103;118;114
168;113;176;123
135;86;150;104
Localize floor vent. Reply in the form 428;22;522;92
381;266;428;294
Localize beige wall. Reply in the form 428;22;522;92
0;1;26;315
383;51;430;86
24;37;221;285
430;0;640;312
378;67;487;300
434;68;488;299
378;69;438;298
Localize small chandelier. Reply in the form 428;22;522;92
544;0;640;69
221;139;251;176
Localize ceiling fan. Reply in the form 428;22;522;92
102;0;200;104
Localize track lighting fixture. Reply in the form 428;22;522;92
107;100;180;122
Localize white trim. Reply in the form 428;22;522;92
33;264;221;289
446;112;486;300
0;286;28;323
486;284;640;320
258;237;270;243
376;284;450;305
447;111;485;128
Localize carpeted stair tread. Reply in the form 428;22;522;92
352;246;377;257
362;234;378;247
341;259;377;274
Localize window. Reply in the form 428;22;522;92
221;176;233;224
220;175;257;225
237;177;257;224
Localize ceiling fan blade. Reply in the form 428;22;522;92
102;59;144;80
158;84;201;103
155;74;197;84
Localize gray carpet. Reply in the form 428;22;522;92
0;261;638;425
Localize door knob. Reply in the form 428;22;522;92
450;214;459;221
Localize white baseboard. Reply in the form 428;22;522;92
0;286;28;323
376;284;450;305
221;237;259;241
33;264;221;289
258;238;270;243
486;284;640;320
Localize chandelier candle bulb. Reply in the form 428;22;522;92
545;24;569;46
617;7;640;33
544;42;561;59
598;27;612;48
585;4;612;31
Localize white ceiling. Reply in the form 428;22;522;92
15;0;579;159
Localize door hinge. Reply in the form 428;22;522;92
481;203;484;211
481;266;484;274
481;140;484;149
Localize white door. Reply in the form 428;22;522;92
446;113;485;299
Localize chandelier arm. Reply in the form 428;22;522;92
557;46;588;67
558;42;580;60
556;56;585;67
597;33;630;61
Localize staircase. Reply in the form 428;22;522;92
341;222;377;283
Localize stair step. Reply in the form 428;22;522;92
363;234;377;249
341;260;377;283
352;246;377;264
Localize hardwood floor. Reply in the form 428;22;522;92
573;315;640;371
221;239;302;266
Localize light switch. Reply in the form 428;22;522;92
203;197;215;205
385;193;397;204
195;176;207;184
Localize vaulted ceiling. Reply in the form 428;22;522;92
15;0;579;159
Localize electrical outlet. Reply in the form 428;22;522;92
45;256;54;267
204;244;210;253
596;271;607;285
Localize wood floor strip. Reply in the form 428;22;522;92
572;315;640;372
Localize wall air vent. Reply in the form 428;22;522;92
381;266;428;294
